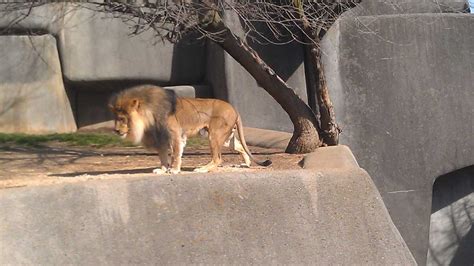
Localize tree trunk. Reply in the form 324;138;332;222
300;16;341;146
203;12;322;153
309;35;341;146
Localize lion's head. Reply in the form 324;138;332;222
109;96;147;144
109;85;175;145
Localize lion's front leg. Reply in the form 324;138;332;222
169;134;186;174
153;145;170;174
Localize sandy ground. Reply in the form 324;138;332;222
0;142;303;189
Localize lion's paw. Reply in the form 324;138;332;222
193;167;210;173
169;168;181;174
152;168;168;175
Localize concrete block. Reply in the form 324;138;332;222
163;85;213;98
347;0;467;16
243;127;291;150
302;145;359;170
0;169;415;264
0;3;206;84
0;3;66;34
0;35;76;133
321;13;474;264
58;5;206;84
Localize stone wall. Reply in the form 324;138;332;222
321;13;474;264
0;3;209;132
0;3;308;132
0;147;415;264
0;35;76;133
346;0;467;16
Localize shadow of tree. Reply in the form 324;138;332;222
49;166;201;177
0;144;279;179
428;165;474;265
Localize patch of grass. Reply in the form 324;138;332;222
0;132;134;148
0;132;210;149
187;136;209;148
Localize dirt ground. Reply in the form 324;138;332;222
0;142;303;189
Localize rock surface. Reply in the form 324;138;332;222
0;147;415;265
0;35;76;133
321;13;474;264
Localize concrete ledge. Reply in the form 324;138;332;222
243;127;291;150
0;168;415;264
301;145;359;170
164;85;213;98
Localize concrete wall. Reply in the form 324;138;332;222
321;13;474;264
1;3;306;132
0;3;206;85
58;6;206;84
0;35;76;133
0;3;208;131
428;166;474;266
0;147;415;264
347;0;467;16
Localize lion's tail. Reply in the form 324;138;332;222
235;115;272;167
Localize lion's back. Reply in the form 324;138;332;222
175;98;238;129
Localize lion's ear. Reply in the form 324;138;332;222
131;99;140;110
108;103;115;112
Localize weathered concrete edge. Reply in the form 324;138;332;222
301;145;360;170
244;128;415;262
301;145;416;262
0;134;416;263
243;127;291;150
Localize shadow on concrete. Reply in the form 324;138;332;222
49;166;206;177
64;79;165;128
428;165;474;265
431;166;474;212
0;88;29;118
169;32;206;86
450;225;474;266
51;167;157;177
0;144;279;180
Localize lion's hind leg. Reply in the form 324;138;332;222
193;134;223;173
194;121;232;173
225;131;251;168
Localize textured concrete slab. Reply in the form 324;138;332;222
58;5;205;84
301;145;359;170
243;127;292;150
347;0;466;16
0;167;415;265
0;3;206;84
163;85;213;98
0;35;76;133
321;13;474;264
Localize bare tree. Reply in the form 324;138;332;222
0;0;360;153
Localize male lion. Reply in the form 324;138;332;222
109;85;272;174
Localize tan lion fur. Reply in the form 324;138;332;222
109;85;271;174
